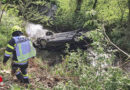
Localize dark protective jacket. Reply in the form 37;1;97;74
3;37;18;63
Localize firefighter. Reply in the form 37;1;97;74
3;27;36;84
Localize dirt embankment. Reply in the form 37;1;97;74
28;59;66;89
0;57;66;90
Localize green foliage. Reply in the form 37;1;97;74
6;0;98;31
1;0;7;3
109;25;130;53
97;0;128;24
0;0;130;89
11;0;129;53
95;0;130;53
0;5;23;48
51;28;130;89
0;33;7;47
53;0;98;31
13;0;53;27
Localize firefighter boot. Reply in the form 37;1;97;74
16;72;24;83
23;77;29;84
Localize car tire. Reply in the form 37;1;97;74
46;31;53;36
40;39;47;48
73;33;81;42
33;42;37;48
73;36;79;42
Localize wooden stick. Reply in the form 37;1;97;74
102;24;130;58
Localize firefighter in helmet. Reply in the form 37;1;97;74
3;26;36;84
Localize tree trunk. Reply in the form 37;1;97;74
127;0;130;37
128;0;130;24
75;0;82;12
93;0;98;9
126;0;130;52
0;1;2;23
0;3;7;23
0;1;1;9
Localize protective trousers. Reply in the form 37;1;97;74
11;62;29;84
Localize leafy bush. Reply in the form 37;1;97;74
0;33;7;48
0;0;130;89
51;27;130;90
53;0;98;32
0;5;23;48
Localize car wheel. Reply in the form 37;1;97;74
40;39;47;48
33;42;37;48
73;36;79;42
46;31;54;36
73;33;81;42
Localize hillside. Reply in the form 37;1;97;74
0;0;130;89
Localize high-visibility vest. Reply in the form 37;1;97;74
13;36;36;62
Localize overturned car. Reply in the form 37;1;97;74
33;29;92;50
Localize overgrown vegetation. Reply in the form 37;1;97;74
0;0;130;89
0;4;23;48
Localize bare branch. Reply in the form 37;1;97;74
102;24;130;58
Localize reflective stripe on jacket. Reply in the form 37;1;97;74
4;44;14;57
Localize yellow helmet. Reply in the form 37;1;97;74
11;25;22;32
11;26;23;36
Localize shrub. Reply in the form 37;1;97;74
52;26;130;90
0;5;23;48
